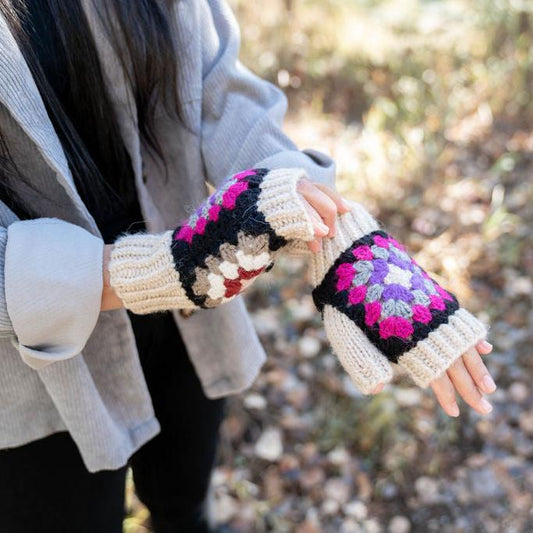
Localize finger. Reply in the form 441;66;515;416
305;202;329;238
370;383;385;394
476;339;493;355
304;203;327;253
313;183;351;214
307;239;322;253
298;179;339;237
430;373;460;417
463;346;496;394
447;357;492;415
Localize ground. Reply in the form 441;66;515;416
125;1;533;531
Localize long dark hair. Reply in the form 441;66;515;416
0;0;180;219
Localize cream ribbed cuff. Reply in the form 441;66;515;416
324;305;394;394
310;204;379;285
257;168;315;242
108;230;195;314
398;307;487;387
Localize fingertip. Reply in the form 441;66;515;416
482;374;497;394
370;383;384;394
449;403;460;417
341;198;353;212
476;340;493;354
478;397;493;414
316;223;329;237
307;240;322;253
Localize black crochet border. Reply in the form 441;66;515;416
170;168;286;307
312;230;460;362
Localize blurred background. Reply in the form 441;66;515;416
126;1;533;531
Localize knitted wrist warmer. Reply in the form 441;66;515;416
311;203;487;393
108;168;314;314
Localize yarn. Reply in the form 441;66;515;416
109;167;315;314
313;229;460;361
311;206;487;392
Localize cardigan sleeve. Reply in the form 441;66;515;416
199;0;336;190
3;217;104;370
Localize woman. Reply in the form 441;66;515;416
0;1;495;532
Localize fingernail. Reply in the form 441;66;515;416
341;199;352;211
450;404;460;417
480;398;493;414
481;339;493;349
482;374;496;393
318;223;329;235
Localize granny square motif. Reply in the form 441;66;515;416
171;168;284;307
312;230;460;361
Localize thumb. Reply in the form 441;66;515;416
323;305;393;394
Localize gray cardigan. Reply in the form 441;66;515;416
0;0;335;472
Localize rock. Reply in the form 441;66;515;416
300;467;325;491
343;375;364;398
279;454;300;473
321;499;340;515
514;434;533;457
321;354;338;370
221;415;246;442
324;477;351;504
286;295;316;321
255;427;283;461
381;482;398;499
244;393;267;410
508;382;529;403
213;493;238;524
305;506;321;527
287;385;311;410
388;515;411;533
328;446;351;466
363;518;383;533
298;362;315;379
343;500;368;520
394;388;422;407
341;518;364;533
505;275;532;297
519;411;533;435
355;472;373;501
300;442;320;464
211;467;231;488
298;335;321;358
466;453;489;468
468;468;505;500
414;476;441;504
263;466;284;502
296;521;321;533
251;308;280;335
230;502;256;531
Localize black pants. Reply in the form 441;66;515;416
0;311;226;533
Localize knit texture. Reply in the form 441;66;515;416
311;205;487;393
109;168;314;314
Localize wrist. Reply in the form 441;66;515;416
310;205;380;285
101;244;124;311
256;168;315;241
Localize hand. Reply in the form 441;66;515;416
429;339;496;417
368;340;496;417
296;179;351;252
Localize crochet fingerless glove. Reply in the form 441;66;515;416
109;168;314;314
311;204;487;393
